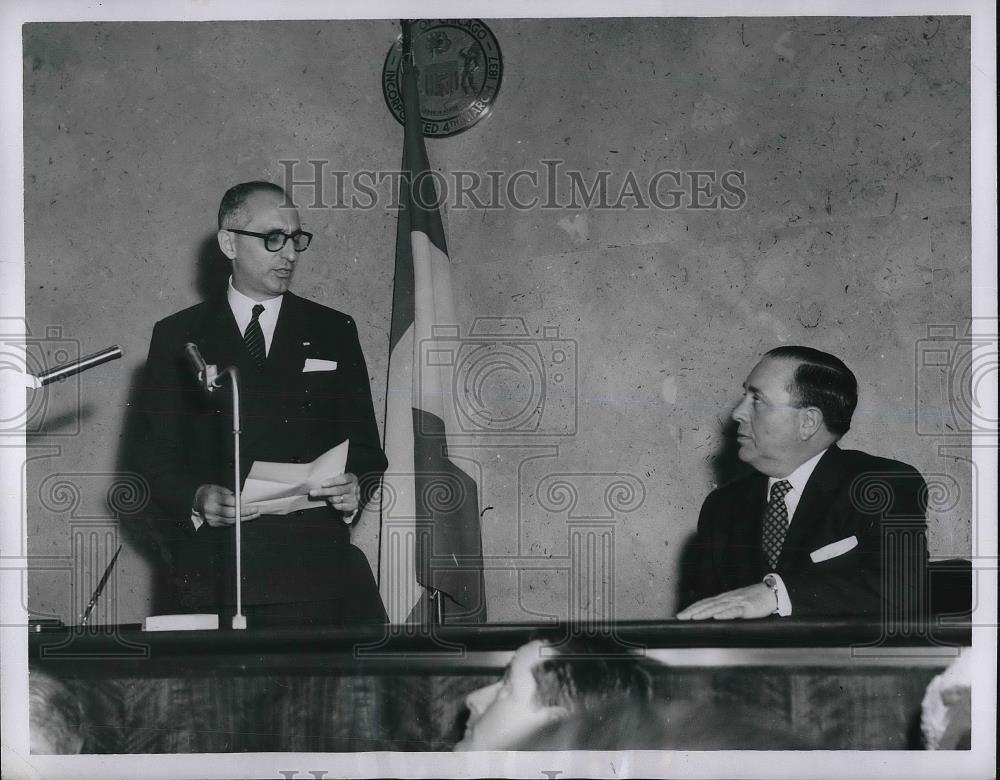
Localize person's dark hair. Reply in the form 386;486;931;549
218;181;288;229
764;346;858;437
529;634;654;714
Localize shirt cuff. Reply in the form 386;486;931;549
765;573;793;616
191;509;204;531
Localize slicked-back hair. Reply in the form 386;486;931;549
764;346;858;437
528;634;654;714
218;181;288;229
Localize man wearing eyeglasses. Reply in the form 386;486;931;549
133;181;388;625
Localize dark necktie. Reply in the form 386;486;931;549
762;480;793;569
244;304;266;369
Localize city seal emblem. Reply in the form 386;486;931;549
382;19;503;138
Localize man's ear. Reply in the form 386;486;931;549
217;229;237;260
798;406;824;440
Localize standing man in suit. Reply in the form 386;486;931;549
677;346;927;620
134;181;387;625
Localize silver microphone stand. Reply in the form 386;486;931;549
204;363;247;630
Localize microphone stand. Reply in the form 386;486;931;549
205;363;247;630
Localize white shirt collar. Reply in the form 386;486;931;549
226;278;283;353
767;447;829;522
769;448;828;495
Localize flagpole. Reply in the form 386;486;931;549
399;20;443;627
379;17;487;626
375;17;420;624
401;19;413;64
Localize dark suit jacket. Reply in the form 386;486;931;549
134;292;387;612
690;446;928;617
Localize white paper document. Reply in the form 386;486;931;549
241;439;349;516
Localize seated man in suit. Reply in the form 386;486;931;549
133;180;387;625
453;635;653;751
678;346;927;620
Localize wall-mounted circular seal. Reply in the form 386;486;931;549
382;19;503;138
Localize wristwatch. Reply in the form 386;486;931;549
762;574;781;615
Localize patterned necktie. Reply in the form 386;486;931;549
761;480;793;569
244;304;266;369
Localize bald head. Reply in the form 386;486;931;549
218;181;291;230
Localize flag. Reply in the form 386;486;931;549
375;40;486;624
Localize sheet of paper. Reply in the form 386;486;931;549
241;439;349;516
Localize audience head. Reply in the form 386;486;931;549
731;346;857;477
453;634;654;751
29;670;85;754
921;649;973;750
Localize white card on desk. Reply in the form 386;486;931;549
143;614;219;632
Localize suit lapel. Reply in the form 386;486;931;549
196;295;242;362
202;292;306;380
736;473;770;580
193;296;246;407
265;293;306;378
777;445;844;572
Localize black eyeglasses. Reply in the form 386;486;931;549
227;228;313;252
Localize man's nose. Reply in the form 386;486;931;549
465;682;500;717
279;238;298;262
731;395;750;423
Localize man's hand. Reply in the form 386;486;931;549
194;484;261;527
676;583;776;620
309;472;360;521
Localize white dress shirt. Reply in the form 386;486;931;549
226;278;283;355
765;448;829;616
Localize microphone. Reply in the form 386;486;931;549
35;345;124;386
184;342;216;391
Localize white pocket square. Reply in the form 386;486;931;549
810;536;858;563
303;358;337;372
